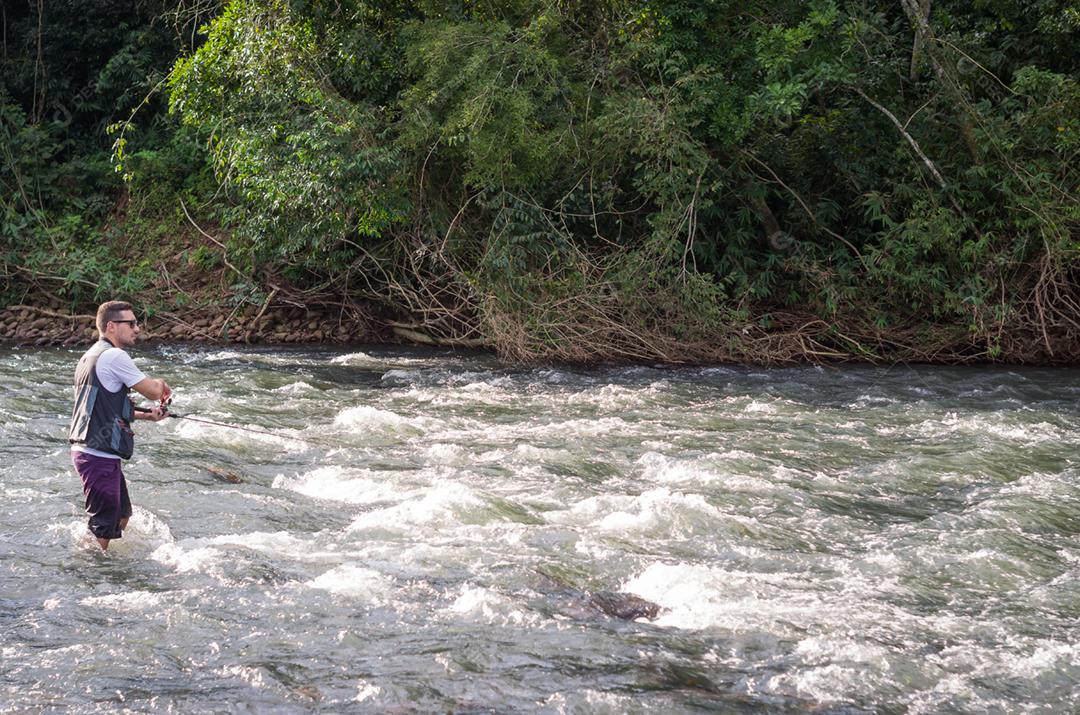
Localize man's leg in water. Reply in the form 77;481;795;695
72;453;127;550
117;475;132;534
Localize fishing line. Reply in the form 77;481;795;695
166;411;333;448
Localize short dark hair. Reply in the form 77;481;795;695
96;301;135;333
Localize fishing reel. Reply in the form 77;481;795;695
131;395;174;418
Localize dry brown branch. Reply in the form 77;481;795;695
856;89;947;189
179;199;247;282
245;285;280;342
6;304;96;321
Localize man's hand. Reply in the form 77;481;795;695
135;406;169;422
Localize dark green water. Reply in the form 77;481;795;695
2;345;1079;713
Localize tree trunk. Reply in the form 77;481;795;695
899;0;981;164
748;191;791;251
909;0;930;81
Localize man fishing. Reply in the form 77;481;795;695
68;301;172;550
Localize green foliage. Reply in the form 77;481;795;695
0;0;213;309
3;0;1078;361
168;0;408;275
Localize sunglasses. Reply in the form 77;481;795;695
110;319;139;327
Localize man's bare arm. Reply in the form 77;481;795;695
132;377;171;402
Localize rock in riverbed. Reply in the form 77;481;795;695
586;590;661;621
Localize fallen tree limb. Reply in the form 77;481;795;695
4;304;96;321
245;285;280;343
391;325;488;348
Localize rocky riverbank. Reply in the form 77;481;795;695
0;304;378;348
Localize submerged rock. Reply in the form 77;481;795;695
587;590;661;621
208;466;244;484
529;569;663;622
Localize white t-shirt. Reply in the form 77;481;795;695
94;347;147;393
71;347;148;459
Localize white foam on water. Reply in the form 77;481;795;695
329;351;379;366
273;465;400;505
152;542;223;574
622;561;887;634
912;413;1065;444
333;405;428;437
461;375;516;390
54;505;176;557
576;383;650;410
636;452;708;484
902;635;1080;713
152;530;332;574
49;519;100;550
447;585;540;627
123;505;174;545
849;394;899;408
199;350;249;362
208;530;326;558
380;368;423;384
526;416;635;439
422;382;517;408
220;664;271;691
272;381;315;394
1;486;48;502
744;400;778;414
475;446;512;463
511;444;558;461
545;488;730;535
540;690;640;714
307;563;394;603
379;385;430;402
765;660;895;706
218;663;325;702
983;420;1063;442
793;634;892;668
997;471;1076;498
1008;639;1080;679
423;442;470;465
620;562;729;630
353;677;412;706
79;589;183;611
532;368;581;385
635;451;773;490
355;680;382;702
905;674;996;715
347;481;487;532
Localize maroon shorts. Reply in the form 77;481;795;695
71;452;132;540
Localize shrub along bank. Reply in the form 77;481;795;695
2;1;1078;363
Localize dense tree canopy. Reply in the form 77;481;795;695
2;1;1078;362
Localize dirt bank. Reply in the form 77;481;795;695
0;303;380;348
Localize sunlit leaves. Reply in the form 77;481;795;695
168;0;407;266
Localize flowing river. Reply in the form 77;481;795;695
2;345;1078;713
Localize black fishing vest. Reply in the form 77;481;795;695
68;339;135;459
